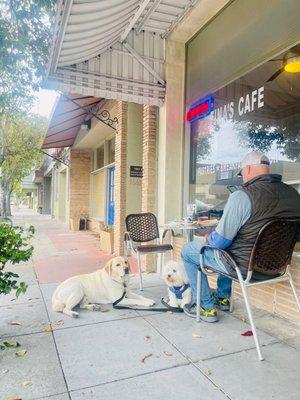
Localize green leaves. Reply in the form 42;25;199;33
0;0;55;114
0;223;34;297
0;340;21;350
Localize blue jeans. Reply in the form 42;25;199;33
181;240;232;310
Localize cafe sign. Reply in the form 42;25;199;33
187;86;265;122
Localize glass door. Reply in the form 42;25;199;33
107;167;115;225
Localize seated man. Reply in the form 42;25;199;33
181;151;300;322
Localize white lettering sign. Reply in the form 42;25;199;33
213;86;264;120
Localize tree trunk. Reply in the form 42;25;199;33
0;180;11;217
6;191;11;216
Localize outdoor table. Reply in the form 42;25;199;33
157;219;218;274
161;219;218;243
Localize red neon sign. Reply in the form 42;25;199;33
186;96;214;123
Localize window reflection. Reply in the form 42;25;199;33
189;45;300;215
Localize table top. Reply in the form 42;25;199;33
161;219;218;231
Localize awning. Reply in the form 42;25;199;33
43;94;102;149
45;0;200;106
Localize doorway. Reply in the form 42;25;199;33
107;166;115;225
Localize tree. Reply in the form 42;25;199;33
236;120;300;161
0;0;55;114
0;113;46;216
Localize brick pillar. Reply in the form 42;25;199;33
69;149;92;229
114;101;128;256
142;105;158;272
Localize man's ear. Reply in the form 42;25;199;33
104;259;113;276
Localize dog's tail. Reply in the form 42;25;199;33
52;289;65;312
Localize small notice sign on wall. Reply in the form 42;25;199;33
130;166;143;178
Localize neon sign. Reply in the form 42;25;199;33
186;96;214;123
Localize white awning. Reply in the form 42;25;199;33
46;0;200;106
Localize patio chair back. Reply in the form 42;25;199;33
125;213;159;243
249;219;300;275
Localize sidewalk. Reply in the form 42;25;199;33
1;211;300;400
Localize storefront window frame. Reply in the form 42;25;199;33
183;45;300;241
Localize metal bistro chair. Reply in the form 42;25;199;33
124;213;174;290
197;218;300;361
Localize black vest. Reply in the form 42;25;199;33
227;174;300;272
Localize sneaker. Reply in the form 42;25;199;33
183;303;218;322
215;297;230;311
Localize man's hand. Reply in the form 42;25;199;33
204;233;210;243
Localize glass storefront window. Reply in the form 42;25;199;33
188;45;300;223
107;137;115;164
96;145;104;170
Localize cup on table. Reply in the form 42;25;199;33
186;203;196;220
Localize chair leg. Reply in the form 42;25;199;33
287;272;300;312
230;281;234;313
236;269;264;361
137;252;143;291
196;269;201;323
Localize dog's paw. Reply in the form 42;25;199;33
145;299;155;307
72;311;79;318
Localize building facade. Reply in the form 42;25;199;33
44;0;300;324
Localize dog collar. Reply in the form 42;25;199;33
169;283;190;300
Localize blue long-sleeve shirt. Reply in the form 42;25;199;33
207;190;252;249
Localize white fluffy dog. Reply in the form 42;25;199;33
163;260;192;309
52;256;155;318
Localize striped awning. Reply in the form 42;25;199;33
45;0;200;106
43;94;101;149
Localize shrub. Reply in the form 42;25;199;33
0;223;35;297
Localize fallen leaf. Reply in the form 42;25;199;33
44;326;53;333
9;321;22;326
192;333;202;339
15;349;27;357
141;353;153;363
241;330;253;337
22;380;32;388
3;341;20;348
5;396;22;400
1;369;9;374
241;316;246;323
144;336;151;341
218;346;224;351
100;309;110;313
166;311;173;314
28;298;40;301
163;351;173;357
53;320;63;325
205;369;212;376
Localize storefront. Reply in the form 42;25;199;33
181;0;300;323
187;51;300;217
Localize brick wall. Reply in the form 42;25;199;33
142;105;157;213
114;101;128;255
173;236;300;325
141;105;158;272
69;149;92;228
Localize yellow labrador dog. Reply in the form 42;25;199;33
52;256;155;318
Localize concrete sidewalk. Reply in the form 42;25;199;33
1;211;300;400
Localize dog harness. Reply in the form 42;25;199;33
169;283;190;300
